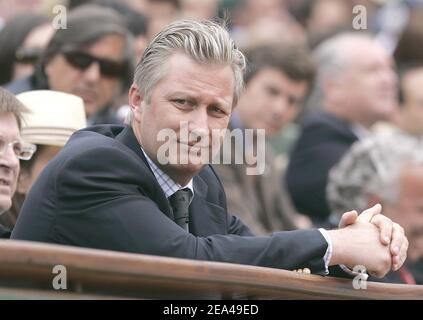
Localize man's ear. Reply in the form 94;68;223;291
128;84;146;122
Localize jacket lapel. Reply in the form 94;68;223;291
189;174;227;236
115;126;174;219
113;126;226;232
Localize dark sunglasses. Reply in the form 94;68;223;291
62;51;126;78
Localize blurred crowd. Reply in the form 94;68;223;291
1;0;423;285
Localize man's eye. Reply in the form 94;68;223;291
210;106;227;116
173;99;193;108
174;99;186;104
266;86;280;96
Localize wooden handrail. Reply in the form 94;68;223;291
0;240;421;299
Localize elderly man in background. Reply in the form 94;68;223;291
328;133;423;284
0;87;35;237
6;4;135;125
286;33;398;227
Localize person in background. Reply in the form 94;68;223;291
180;0;219;20
0;87;36;238
0;0;45;30
286;33;398;227
392;66;423;137
213;43;314;235
0;90;86;230
0;14;52;86
70;0;150;61
6;4;135;125
145;0;182;40
327;132;423;284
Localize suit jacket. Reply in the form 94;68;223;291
286;111;359;225
213;137;303;236
12;125;328;273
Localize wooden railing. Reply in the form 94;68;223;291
0;240;421;299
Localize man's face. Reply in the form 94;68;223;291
0;113;20;214
129;53;234;184
340;40;397;127
384;165;423;262
238;68;307;137
400;68;423;135
45;34;126;118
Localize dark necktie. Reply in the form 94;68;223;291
169;188;191;232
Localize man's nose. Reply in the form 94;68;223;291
0;145;19;170
188;108;210;139
273;96;290;117
82;61;102;82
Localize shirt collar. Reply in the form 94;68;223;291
350;123;369;140
141;147;194;199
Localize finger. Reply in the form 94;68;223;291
358;203;382;223
338;210;358;228
370;214;393;246
393;236;408;271
390;223;405;257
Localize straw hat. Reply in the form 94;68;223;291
16;90;87;147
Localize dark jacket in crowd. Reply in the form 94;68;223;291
286;111;359;226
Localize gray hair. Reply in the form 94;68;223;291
306;32;374;111
133;19;246;108
327;132;423;220
0;87;28;129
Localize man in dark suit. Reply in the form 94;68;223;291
12;20;407;278
286;33;398;227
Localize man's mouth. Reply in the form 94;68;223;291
177;140;209;149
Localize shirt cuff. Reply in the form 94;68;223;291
318;228;369;280
318;228;332;275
